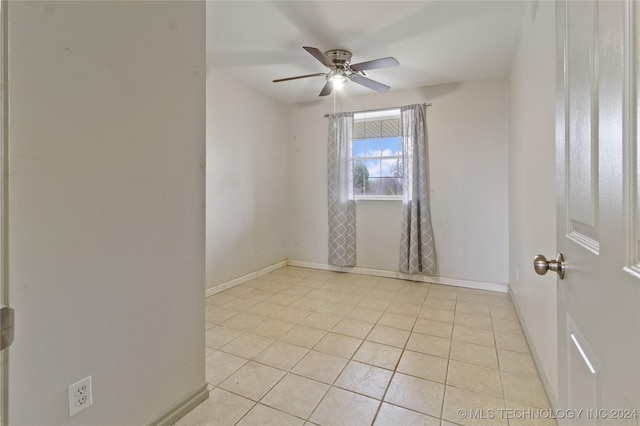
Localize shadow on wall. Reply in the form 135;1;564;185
416;82;461;101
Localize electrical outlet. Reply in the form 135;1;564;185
69;376;92;417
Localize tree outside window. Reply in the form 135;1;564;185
352;110;402;197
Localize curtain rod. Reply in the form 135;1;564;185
324;102;431;118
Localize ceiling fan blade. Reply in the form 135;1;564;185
319;81;333;97
303;46;334;68
273;73;326;83
351;74;391;93
350;57;399;72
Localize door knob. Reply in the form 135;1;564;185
533;253;566;279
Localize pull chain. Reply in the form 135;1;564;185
332;86;343;115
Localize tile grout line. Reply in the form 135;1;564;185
439;288;458;425
202;268;541;426
371;286;443;426
224;274;382;425
304;282;407;425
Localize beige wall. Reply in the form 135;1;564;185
507;0;558;404
9;2;206;424
206;69;288;290
287;78;509;286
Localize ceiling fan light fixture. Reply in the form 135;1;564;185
331;75;349;90
327;68;349;90
274;46;399;97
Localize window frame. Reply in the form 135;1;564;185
352;108;403;200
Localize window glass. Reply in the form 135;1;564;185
352;109;402;197
353;140;365;158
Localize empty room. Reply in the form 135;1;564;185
4;1;640;425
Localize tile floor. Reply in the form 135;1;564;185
177;266;555;426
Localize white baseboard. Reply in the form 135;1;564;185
205;260;288;297
148;383;209;426
205;259;508;297
287;259;509;293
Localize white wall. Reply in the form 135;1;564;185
206;70;288;289
507;0;558;404
288;77;509;285
9;2;206;424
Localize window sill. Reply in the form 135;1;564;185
355;196;403;201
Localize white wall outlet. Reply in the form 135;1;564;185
68;376;93;417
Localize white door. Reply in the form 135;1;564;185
554;0;640;423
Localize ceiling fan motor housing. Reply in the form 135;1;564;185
324;49;352;68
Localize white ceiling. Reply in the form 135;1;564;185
206;1;530;104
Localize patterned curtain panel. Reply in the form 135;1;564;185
399;105;436;274
327;112;357;267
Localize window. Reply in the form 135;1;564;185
352;109;402;197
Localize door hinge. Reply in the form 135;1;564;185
0;306;13;350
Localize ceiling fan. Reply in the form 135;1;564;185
273;46;399;97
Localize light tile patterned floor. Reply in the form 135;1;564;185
177;267;555;426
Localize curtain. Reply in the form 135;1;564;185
327;112;356;267
399;105;436;274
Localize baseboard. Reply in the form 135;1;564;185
205;260;288;297
287;259;509;293
147;383;209;426
508;288;559;410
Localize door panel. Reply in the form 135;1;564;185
568;315;599;426
557;0;640;424
567;0;600;254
